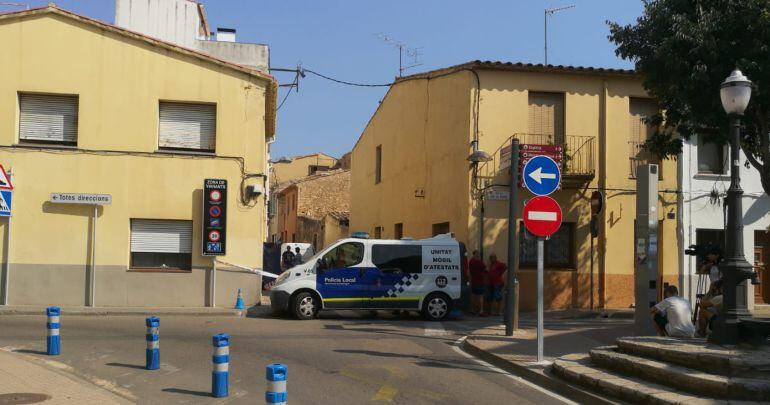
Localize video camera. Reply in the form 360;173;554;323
684;243;720;260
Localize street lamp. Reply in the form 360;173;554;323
710;69;756;344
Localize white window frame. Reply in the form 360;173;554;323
158;101;217;152
18;92;79;145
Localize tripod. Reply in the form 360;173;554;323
692;272;710;323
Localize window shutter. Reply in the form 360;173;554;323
629;98;658;143
159;102;216;150
19;93;78;143
528;92;564;145
131;219;192;254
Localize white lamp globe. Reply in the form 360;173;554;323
720;69;752;115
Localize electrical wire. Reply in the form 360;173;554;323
303;69;393;87
276;74;299;111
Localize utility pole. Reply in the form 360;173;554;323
544;5;575;65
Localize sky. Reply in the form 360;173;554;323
6;0;644;159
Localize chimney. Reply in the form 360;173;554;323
216;27;236;43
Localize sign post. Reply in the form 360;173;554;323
0;166;13;306
203;179;228;308
522;150;563;364
590;191;603;310
505;139;520;337
50;193;111;307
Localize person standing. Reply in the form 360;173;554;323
468;250;487;316
487;254;507;317
281;245;296;270
294;247;304;265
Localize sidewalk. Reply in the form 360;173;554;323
0;348;132;404
463;309;634;404
0;305;249;317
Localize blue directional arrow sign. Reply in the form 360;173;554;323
522;155;561;196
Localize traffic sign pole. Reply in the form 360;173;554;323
505;138;520;337
537;237;544;363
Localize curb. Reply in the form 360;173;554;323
461;337;619;405
0;306;252;317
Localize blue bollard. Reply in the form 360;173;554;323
265;363;287;405
145;316;160;370
235;289;244;310
46;306;60;356
211;333;230;398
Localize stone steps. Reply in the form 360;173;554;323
589;346;770;401
552;353;726;404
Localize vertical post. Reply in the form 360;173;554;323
590;225;594;310
46;306;60;355
537;238;544;363
211;333;230;398
145;316;160;370
505;138;520;336
479;195;484;260
544;10;548;65
2;215;10;306
90;205;97;307
210;259;217;307
265;363;288;405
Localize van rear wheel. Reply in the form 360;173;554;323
292;292;317;320
422;293;451;321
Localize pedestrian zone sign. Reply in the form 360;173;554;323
0;190;12;217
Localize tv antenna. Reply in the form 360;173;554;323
544;5;575;65
374;33;423;77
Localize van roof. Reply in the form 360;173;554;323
339;233;458;246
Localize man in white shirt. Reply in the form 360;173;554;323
650;285;696;337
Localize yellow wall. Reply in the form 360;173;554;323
351;67;679;310
350;73;473;242
0;11;272;306
272;153;337;184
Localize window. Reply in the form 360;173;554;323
394;223;404;240
432;222;450;236
629;98;660;178
528;92;565;145
319;242;364;269
374;226;383;239
19;93;78;145
697;136;725;174
308;165;331;176
519;223;574;268
130;219;192;270
375;145;382;184
372;245;422;273
159;101;216;152
696;229;725;253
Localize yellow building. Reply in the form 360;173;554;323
0;6;276;307
351;61;679;310
271;153;338;185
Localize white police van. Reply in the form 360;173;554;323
270;233;466;321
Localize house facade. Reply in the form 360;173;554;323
0;6;276;307
351;61;680;310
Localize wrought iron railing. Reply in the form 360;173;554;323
628;141;660;179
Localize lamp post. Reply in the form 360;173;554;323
710;69;755;344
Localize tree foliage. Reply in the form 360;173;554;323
608;0;770;194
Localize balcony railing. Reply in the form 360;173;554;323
628;141;661;179
474;134;596;192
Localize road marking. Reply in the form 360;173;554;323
528;211;557;221
452;337;578;405
423;322;448;336
371;384;398;402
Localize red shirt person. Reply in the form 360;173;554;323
486;254;507;316
469;251;487;293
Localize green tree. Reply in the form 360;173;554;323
608;0;770;195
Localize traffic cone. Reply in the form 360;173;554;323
234;289;245;310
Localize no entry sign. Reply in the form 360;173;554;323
523;196;563;237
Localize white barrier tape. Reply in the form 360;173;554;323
48;329;59;336
147;341;159;349
267;380;286;393
147;327;159;335
213;363;229;372
213;260;281;279
214;346;229;356
49;316;60;323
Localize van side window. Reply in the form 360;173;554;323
320;242;364;269
372;245;422;273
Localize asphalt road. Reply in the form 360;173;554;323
0;310;571;404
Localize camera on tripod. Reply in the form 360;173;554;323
684;243;720;260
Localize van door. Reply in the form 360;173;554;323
365;244;423;309
316;241;366;309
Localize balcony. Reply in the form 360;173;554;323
628;141;661;179
477;133;595;182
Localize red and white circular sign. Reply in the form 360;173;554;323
209;190;222;202
208;230;221;242
523;196;563;237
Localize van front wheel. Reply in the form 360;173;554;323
292;292;317;320
422;293;451;321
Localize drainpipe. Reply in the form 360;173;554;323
598;80;608;308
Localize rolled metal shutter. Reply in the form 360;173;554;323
159;102;216;150
130;219;193;253
19;94;78;143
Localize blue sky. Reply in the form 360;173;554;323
9;1;643;159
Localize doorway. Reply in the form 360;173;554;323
754;231;770;304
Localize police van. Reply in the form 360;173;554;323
270;233;466;321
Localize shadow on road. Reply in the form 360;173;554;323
106;362;146;370
13;349;47;355
162;388;212;397
333;349;499;374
